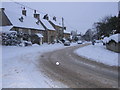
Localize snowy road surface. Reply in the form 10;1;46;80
2;44;68;88
40;44;118;88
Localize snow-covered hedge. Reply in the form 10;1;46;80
1;32;37;46
2;32;21;46
19;40;32;47
102;34;120;53
103;34;120;43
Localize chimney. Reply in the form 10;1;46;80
0;8;5;12
34;10;40;20
34;10;36;14
64;27;66;30
22;7;26;16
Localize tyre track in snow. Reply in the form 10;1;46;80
39;44;118;88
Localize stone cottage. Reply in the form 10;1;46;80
40;19;56;43
0;8;44;45
48;16;64;41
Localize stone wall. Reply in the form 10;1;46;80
106;40;120;53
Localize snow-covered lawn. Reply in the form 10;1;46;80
2;43;69;88
74;43;119;66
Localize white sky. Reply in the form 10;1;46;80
2;1;118;34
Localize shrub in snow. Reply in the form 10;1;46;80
22;33;30;41
1;31;35;46
32;44;39;46
74;37;79;42
19;41;32;47
103;34;120;44
2;32;21;46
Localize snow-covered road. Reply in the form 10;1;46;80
2;42;119;88
2;43;68;88
40;44;118;88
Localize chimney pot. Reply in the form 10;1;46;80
34;10;36;14
34;13;40;20
0;8;5;11
22;8;26;16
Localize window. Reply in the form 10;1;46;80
28;29;31;35
19;28;22;33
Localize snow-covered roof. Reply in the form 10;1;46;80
64;30;71;34
103;34;120;43
40;19;55;30
49;17;62;27
2;2;62;31
0;26;16;33
64;22;73;33
4;9;45;30
36;33;43;37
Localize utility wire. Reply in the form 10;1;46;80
9;0;79;32
10;0;62;19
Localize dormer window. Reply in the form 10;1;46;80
43;14;49;20
19;16;24;22
53;16;56;21
36;20;40;25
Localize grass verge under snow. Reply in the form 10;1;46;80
74;43;119;66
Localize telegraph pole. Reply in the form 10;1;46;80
118;1;120;33
118;1;120;18
62;17;64;39
62;17;64;30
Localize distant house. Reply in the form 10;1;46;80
48;17;63;41
0;8;45;45
103;34;120;53
63;30;71;40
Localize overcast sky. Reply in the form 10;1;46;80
2;2;118;34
